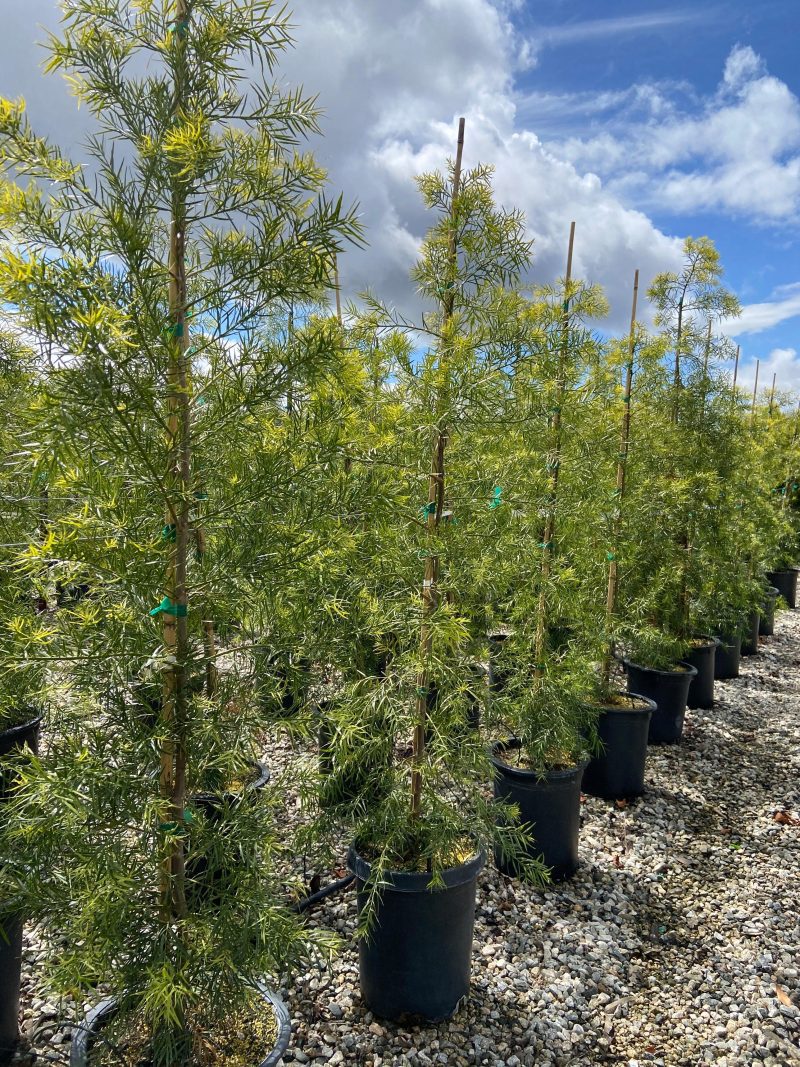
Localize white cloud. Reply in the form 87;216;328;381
736;348;800;399
721;284;800;337
556;45;800;224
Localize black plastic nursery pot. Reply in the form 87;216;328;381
348;846;485;1022
759;586;780;637
491;740;587;881
0;915;23;1063
685;636;718;710
714;633;742;680
0;714;42;1061
766;568;799;609
581;693;655;801
623;660;697;744
740;609;761;656
69;987;291;1067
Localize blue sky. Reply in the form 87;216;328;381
1;1;799;392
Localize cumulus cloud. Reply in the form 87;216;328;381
736;347;800;400
557;43;800;224
721;284;800;337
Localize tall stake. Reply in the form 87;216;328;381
750;358;760;425
768;372;777;415
731;345;740;407
410;117;465;820
701;319;712;419
601;268;638;690
532;222;576;686
160;0;191;922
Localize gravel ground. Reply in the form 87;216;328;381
12;611;800;1066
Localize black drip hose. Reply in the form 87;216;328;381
292;874;355;914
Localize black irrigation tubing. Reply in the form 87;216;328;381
291;874;355;914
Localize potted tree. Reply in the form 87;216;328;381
0;1;359;1064
316;122;542;1022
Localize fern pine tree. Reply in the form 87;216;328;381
0;1;359;1064
619;238;741;665
315;128;540;898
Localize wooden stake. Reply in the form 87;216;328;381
532;221;576;683
334;254;343;326
732;345;740;404
750;358;760;424
768;372;777;415
410;117;465;820
601;268;638;689
160;0;191;922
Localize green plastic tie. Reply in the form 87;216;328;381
150;596;188;618
421;501;436;517
489;486;503;509
170;18;190;35
415;686;429;697
793;483;799;490
165;322;184;339
194;490;209;500
533;662;546;671
606;551;616;561
549;406;562;415
537;540;553;550
622;395;631;404
161;523;177;543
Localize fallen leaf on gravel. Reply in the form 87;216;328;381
615;799;629;809
612;854;623;868
772;810;800;826
775;984;795;1008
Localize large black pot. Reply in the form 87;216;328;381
70;986;291;1067
348;846;484;1021
623;660;697;743
582;693;655;801
740;609;760;656
685;636;718;709
766;568;799;609
0;714;42;1061
714;633;742;680
759;586;780;636
491;740;586;880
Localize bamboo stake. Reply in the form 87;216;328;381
334;254;343;326
532;222;576;684
768;372;777;415
731;345;739;407
750;358;760;425
601;268;638;689
410;117;465;820
160;0;191;922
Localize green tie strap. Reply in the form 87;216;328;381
150;596;188;618
489;486;503;509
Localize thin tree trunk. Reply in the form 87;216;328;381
532;222;576;684
601;269;638;690
410;117;465;821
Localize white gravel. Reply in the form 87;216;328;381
12;611;800;1066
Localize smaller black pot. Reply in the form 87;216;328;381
685;636;718;709
491;740;587;881
69;986;291;1067
623;660;697;744
714;633;742;680
766;568;799;609
487;632;512;695
0;915;22;1062
759;586;780;637
348;846;485;1022
740;609;760;656
582;693;655;800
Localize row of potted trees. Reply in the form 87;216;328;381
0;1;798;1063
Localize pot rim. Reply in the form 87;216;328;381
766;566;800;575
763;586;780;598
622;658;698;679
585;690;657;715
0;712;43;744
490;738;590;781
69;984;291;1067
190;760;270;808
347;843;486;893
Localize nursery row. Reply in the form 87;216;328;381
1;2;799;1066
